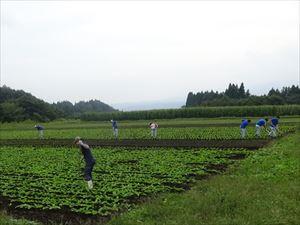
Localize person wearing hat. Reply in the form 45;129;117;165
74;137;96;190
110;119;118;139
34;124;44;139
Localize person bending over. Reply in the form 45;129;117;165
74;137;96;190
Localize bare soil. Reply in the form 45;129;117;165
0;138;270;149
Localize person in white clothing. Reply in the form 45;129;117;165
149;122;158;138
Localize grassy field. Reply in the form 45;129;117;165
0;212;40;225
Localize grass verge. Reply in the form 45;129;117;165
0;212;40;225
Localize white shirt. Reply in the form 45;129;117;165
150;123;157;129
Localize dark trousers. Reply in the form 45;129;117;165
84;161;95;181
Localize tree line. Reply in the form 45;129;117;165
186;83;300;107
1;84;299;123
81;105;300;121
0;86;116;122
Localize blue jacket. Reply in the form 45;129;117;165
256;119;266;127
112;121;118;129
35;125;44;130
271;118;279;127
240;120;249;129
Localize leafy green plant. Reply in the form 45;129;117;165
0;146;249;216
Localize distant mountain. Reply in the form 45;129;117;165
0;85;116;122
53;100;116;118
0;85;61;122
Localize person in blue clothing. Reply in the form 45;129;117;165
255;118;268;137
110;119;118;139
34;124;44;139
74;137;96;190
240;119;251;138
269;116;280;137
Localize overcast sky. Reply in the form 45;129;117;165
1;1;299;109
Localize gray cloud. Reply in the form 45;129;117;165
1;1;299;106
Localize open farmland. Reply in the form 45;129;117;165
1;116;299;130
0;146;249;224
0;125;296;140
1;1;299;223
0;118;298;225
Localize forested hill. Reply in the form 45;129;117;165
53;100;116;118
186;83;300;107
0;85;116;122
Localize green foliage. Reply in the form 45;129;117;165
0;86;116;122
0;86;62;122
108;132;300;225
0;102;25;122
0;118;298;224
0;126;295;140
186;84;300;107
0;212;40;225
53;100;116;118
80;105;300;121
0;146;247;216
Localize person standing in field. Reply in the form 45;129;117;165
34;124;44;139
149;122;158;138
255;118;268;137
240;119;251;138
110;119;118;139
269;116;280;138
74;137;96;190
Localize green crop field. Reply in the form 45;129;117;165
0;146;248;221
1;116;299;130
0;126;295;140
0;117;298;225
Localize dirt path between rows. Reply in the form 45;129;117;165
0;138;271;149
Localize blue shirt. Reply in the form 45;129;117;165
112;121;118;129
256;119;266;127
240;120;249;129
271;118;279;127
35;125;44;130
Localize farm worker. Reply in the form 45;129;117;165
110;119;118;139
240;119;251;138
74;137;96;190
269;116;280;138
34;124;44;139
149;122;158;138
255;118;268;137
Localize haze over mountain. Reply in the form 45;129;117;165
112;99;185;111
